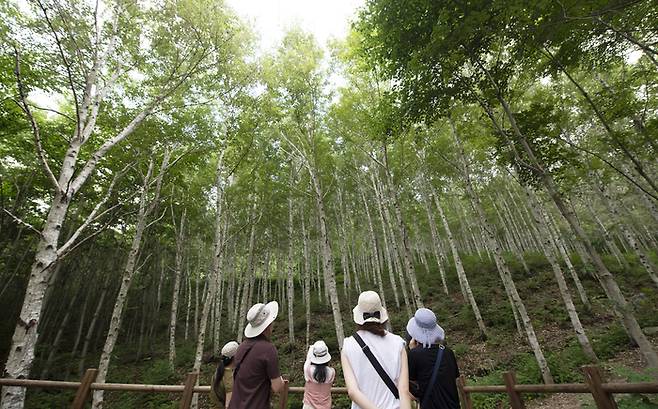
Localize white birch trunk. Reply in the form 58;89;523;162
422;191;449;295
309;169;345;348
93;151;169;408
524;187;598;362
381;160;424;309
190;151;228;409
488;88;658;368
168;210;186;369
451;119;553;383
595;178;658;287
287;192;296;344
302;216;311;349
434;192;487;338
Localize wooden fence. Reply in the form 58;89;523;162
1;365;657;408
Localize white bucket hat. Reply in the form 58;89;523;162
244;301;279;338
221;341;239;358
353;290;388;325
309;340;331;365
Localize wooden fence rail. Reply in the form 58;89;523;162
1;365;657;409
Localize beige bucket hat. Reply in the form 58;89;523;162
244;301;279;338
352;290;388;325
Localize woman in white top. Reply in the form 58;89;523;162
341;291;412;409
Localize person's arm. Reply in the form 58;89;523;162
270;376;287;393
303;346;313;381
265;344;285;393
225;392;232;407
398;348;412;409
341;349;379;409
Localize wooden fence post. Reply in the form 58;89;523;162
71;368;98;409
457;375;474;409
503;371;526;409
179;372;198;409
583;366;618;409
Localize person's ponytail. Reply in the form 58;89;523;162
312;363;328;383
212;355;233;399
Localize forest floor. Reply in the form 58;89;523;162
527;340;658;408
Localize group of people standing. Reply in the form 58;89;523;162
210;290;460;409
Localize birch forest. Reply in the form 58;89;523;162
1;0;657;408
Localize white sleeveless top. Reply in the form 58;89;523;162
342;330;406;409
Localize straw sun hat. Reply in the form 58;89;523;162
244;301;279;338
352;291;389;325
406;308;445;348
309;340;331;365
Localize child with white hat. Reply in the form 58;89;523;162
302;340;335;409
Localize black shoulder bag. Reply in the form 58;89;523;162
353;332;400;400
421;345;445;408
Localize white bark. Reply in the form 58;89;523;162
423;192;449;295
525;187;598;362
451;119;553;383
595;178;658;287
434;192;487;338
302;216;311;349
93;151;170;408
489;85;658;368
287;192;295;344
168;209;186;369
381;157;424;309
190;151;228;409
373;174;410;313
368;178;400;309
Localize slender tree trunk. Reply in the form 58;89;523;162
524;186;598;362
594;177;658;287
374;174;410;313
488;82;658;368
382;152;424;309
451;118;553;383
190;151;228;409
93;151;169;408
237;202;258;343
168;210;186;369
369;177;400;309
40;295;76;379
302;216;311;349
309;168;345;347
422;185;449;295
287;189;296;344
434;192;487;338
78;278;109;377
71;291;90;356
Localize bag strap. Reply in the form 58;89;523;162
353;332;400;400
233;343;256;380
421;345;445;407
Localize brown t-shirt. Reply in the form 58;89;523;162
228;335;281;409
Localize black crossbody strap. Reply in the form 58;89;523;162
233;343;256;380
353;332;400;400
421;345;445;407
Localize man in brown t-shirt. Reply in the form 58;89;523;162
229;301;286;409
